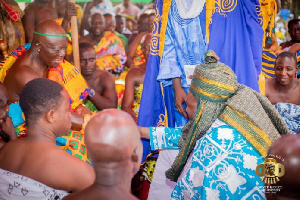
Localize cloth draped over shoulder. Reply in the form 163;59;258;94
0;168;68;199
94;31;127;74
166;51;289;182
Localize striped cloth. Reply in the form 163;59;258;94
166;50;289;182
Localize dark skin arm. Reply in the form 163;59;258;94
121;69;138;121
89;72;118;110
61;2;78;34
80;2;93;35
173;77;188;119
22;5;35;43
126;33;146;67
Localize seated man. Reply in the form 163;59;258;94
265;51;300;134
79;43;117;111
104;13;128;47
0;78;94;199
266;134;300;200
2;19;93;164
0;82;16;149
122;33;151;121
79;13;127;74
63;109;142;200
280;19;300;50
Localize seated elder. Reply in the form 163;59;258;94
63;109;142;200
265;51;300;134
0;79;94;199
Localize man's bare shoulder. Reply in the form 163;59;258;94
95;69;114;84
294;79;300;89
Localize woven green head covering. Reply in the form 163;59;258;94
190;50;238;103
165;50;289;182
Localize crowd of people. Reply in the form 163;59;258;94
0;0;299;199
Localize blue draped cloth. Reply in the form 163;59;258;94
171;120;266;200
137;0;207;162
274;102;300;134
208;0;263;92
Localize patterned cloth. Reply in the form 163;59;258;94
149;126;182;151
0;168;68;200
114;31;128;48
274;103;300;134
56;131;92;165
133;44;146;66
133;84;143;118
166;51;289;182
48;60;90;110
94;31;126;74
262;48;276;78
171;120;265;200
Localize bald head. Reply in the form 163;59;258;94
31;20;68;67
90;14;105;37
33;20;67;43
85;109;142;166
267;134;300;199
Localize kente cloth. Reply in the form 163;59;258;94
0;43;31;82
262;48;276;78
171;120;266;200
149;126;182;151
48;60;90;110
84;99;98;112
133;84;143;118
166;51;289;182
114;31;128;47
207;0;265;92
274;103;300;134
56;131;92;165
0;168;68;200
94;31;126;74
115;69;128;109
133;44;146;66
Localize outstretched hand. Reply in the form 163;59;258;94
138;126;150;139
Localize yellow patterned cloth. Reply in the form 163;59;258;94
133;84;143;118
94;31;127;74
48;60;89;110
133;44;146;66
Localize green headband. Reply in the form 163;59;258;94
33;31;68;37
